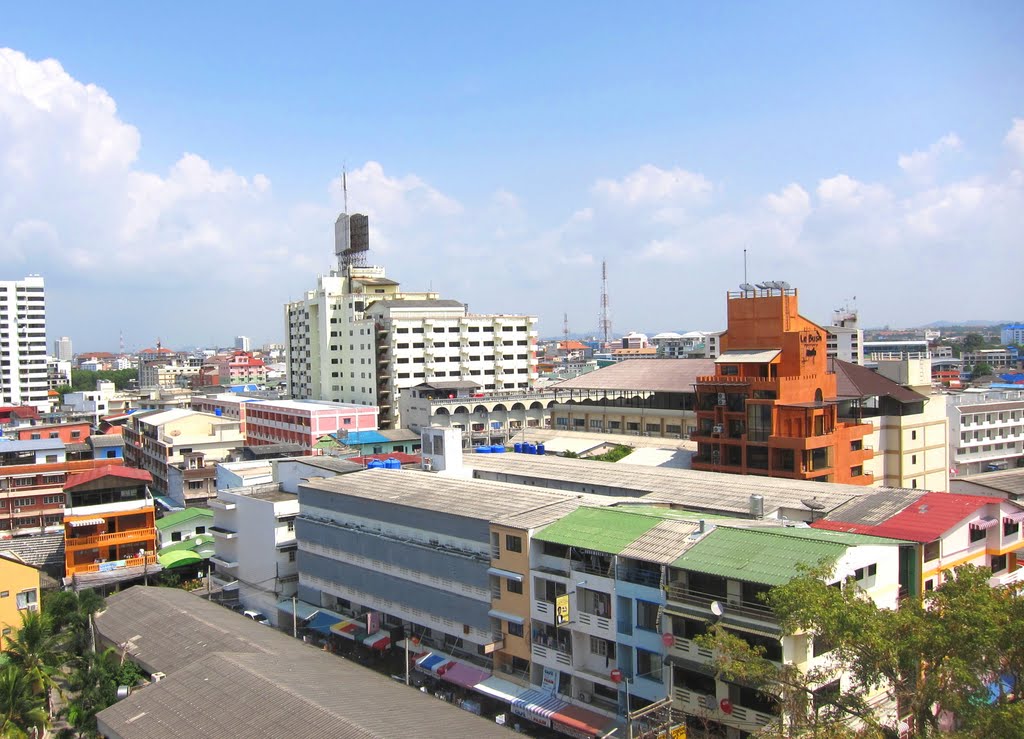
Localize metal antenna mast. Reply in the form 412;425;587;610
598;260;612;346
563;313;570;344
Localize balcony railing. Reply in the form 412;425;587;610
72;554;159;574
616;565;662;588
66;528;154;549
666;586;778;623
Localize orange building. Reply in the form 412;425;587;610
691;286;874;484
63;466;158;584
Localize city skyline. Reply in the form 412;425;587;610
1;3;1023;348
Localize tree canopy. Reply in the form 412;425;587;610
697;564;1024;738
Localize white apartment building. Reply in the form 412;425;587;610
285;213;538;429
0;275;49;411
962;348;1019;370
209;482;299;624
825;309;864;365
138;359;201;389
235;335;252;352
54;336;73;362
1001;325;1024;346
948;389;1024;475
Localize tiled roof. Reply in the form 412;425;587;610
552;358;716;393
829;359;927;404
155;507;214;530
814;491;1004;543
88;434;124;448
64;465;152;490
533;507;665;554
673;527;849;586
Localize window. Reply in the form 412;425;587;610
911;430;917;441
289;551;297;562
991;554;1008;573
171;531;182;542
854;564;877;581
287;520;295;532
506;579;523;595
0;591;8;598
970;526;987;543
187;480;204;490
636;600;659;631
508;622;524;638
505;534;522;553
1005;519;1020;537
590;636;614;657
924;539;940;561
15;590;37;610
636;648;662;681
195;526;206;535
911;454;917;465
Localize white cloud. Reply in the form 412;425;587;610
592;164;713;206
897;132;962;182
1006;118;1024;159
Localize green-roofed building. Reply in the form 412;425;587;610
664;524;908;735
155;507;214;549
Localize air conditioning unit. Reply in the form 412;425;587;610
500;664;513;674
578;691;592;704
717;393;727;406
712;425;723;434
12;508;20;514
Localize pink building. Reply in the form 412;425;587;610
190;396;377;451
198;352;268;387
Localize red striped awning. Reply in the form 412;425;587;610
1004;511;1024;523
970;516;999;531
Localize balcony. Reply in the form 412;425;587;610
531;641;572;669
576;610;615;638
210;526;238;540
666;586;778;627
72;554;159;575
66;527;154;549
673;687;776;731
989;568;1024;587
210;555;238;569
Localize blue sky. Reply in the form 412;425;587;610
1;2;1023;349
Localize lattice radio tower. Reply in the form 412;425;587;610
563;312;570;344
598;259;612;346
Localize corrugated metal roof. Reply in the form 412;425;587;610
830;359;927;404
94;588;511;739
534;507;664;554
954;468;1024;497
619;519;700;563
64;465;152;490
673;527;848;586
715;349;781;364
467;454;876;518
818;488;924;526
815;491;1004;543
552;358;716;393
155;507;214;530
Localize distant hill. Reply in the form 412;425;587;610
922;320;1015;328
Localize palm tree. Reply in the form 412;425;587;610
3;611;63;717
62;648;121;738
0;664;47;738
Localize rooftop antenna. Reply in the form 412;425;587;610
342;164;348;215
119;329;125;356
563;312;570;344
598;260;612;346
743;248;748;286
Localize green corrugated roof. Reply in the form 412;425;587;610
534;507;665;554
160;534;215;556
758;526;910;547
156;507;214;530
672;527;848;586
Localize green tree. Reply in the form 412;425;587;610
0;664;48;738
971;362;995;379
3;611;64;718
963;333;987;352
697;564;1021;738
42;590;104;657
62;648;120;738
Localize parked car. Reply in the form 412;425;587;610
243;610;269;625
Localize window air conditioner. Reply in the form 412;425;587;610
578;691;592;703
717;393;727;406
712;425;723;434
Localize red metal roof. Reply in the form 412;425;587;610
64;465;152;490
0;406;41;421
347;453;422;466
814;491;1003;543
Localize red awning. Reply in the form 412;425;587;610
551;703;617;738
970;517;999;531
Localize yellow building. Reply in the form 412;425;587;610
0;553;42;645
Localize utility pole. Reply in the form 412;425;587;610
292;594;298;638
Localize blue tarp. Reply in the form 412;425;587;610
305;610;344;635
338;430;390;445
987;674;1015;703
154;495;184;512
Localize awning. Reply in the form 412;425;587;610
363;630;391;650
440;662;490;689
68;518;105;528
416;653;449;673
473;676;532;703
971;517;999;531
488;609;525;625
276;598;321;621
157;550;202;569
715;349;781;364
1004;511;1024;523
552;703;619;738
487;567;524;582
330;618;367;641
511;689;566;728
307;611;344;636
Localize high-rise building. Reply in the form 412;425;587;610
54;335;73;362
285;213;538;429
826;308;863;365
234;335;251;352
0;275;49;411
690;284;875;485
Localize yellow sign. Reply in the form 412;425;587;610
555;593;571;626
669;725;687;739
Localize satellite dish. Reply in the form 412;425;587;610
777;280;791;289
710;600;724;617
755;282;768;290
801;497;826;511
764;280;780;290
739;283;755;292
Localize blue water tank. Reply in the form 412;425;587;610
513;442;523;453
491;445;506;453
367;459;385;469
537;443;546;455
524;443;536;455
474;446;492;454
385;458;401;469
215;408;222;416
